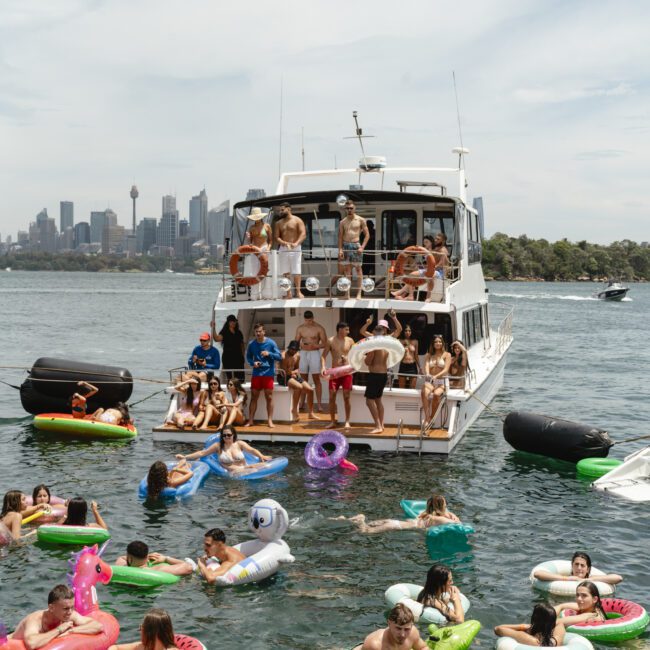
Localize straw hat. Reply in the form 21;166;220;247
247;207;266;221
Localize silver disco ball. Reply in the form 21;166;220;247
362;277;375;293
305;276;320;292
278;277;292;292
336;277;351;293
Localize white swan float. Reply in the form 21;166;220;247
215;498;295;586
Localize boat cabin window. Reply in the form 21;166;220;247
467;210;481;265
423;211;455;257
462;305;485;348
301;206;341;257
382;210;417;258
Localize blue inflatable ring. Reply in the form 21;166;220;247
304;430;349;469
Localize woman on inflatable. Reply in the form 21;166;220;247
337;494;460;534
421;335;451;423
69;381;99;419
533;551;622;586
417;564;465;624
176;425;271;474
90;401;132;427
397;324;420;389
1;491;46;542
391;235;436;302
449;340;468;389
62;497;108;530
555;581;606;626
108;608;179;650
166;377;200;430
495;603;565;647
146;460;194;499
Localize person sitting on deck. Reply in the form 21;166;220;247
197;528;246;584
185;331;221;382
69;381;98;419
115;540;193;576
166;377;200;430
146;460;194;499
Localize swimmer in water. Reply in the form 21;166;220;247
146;460;194;499
555;580;607;626
495;603;565;647
533;551;623;586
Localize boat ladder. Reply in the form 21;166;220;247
395;417;425;456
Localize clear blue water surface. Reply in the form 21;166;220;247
0;273;648;649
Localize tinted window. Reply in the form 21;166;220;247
424;211;455;256
467;211;481;264
301;209;341;256
382;210;417;255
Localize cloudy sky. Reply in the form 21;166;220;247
1;0;649;244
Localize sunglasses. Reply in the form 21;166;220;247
209;382;218;386
222;433;233;438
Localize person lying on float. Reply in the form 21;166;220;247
115;540;193;576
196;528;245;584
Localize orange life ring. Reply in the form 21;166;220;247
394;246;435;287
229;245;269;286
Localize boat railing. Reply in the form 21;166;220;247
217;248;459;303
489;302;514;355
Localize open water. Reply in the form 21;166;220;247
0;273;648;649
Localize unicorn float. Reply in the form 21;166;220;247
215;498;295;586
0;544;119;650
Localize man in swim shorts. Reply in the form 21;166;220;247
321;322;355;429
9;584;102;647
357;603;427;649
294;310;327;412
363;325;393;434
115;540;194;576
273;202;306;299
338;199;370;299
197;528;246;584
278;340;315;421
245;323;282;428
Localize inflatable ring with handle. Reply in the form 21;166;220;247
394;246;435;287
229;245;269;286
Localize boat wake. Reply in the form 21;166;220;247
491;292;598;301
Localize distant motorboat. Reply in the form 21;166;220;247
593;280;629;301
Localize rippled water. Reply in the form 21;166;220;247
0;273;649;649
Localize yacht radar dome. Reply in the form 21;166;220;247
358;155;387;172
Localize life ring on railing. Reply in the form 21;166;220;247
394;246;435;287
229;245;268;286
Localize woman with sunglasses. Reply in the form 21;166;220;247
193;376;226;430
175;425;271;474
219;378;248;427
421;335;451;425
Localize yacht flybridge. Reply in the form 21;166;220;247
154;123;513;454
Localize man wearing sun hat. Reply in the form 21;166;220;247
187;332;221;370
244;206;272;300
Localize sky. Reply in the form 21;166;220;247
1;0;649;244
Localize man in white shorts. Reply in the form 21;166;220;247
273;202;307;299
294;310;327;412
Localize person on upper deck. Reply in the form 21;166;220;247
338;199;370;300
294;310;327;413
391;235;437;302
245;323;282;428
273;202;307;299
212;315;245;382
187;332;220;372
244;207;273;300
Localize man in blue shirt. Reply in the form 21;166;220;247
187;332;221;372
245;323;282;428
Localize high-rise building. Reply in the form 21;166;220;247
102;224;125;254
60;227;74;250
246;188;266;201
75;222;90;247
32;209;57;253
60;201;74;232
90;211;105;243
157;213;178;249
189;189;208;241
208;200;230;246
136;218;157;254
162;195;176;215
104;208;117;227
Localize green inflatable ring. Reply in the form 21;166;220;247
576;457;622;479
427;621;481;650
110;564;180;587
37;525;111;545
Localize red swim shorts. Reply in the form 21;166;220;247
329;374;353;391
251;375;274;391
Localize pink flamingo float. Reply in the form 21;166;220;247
1;543;119;650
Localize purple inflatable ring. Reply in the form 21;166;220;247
304;430;349;469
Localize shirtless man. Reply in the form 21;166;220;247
321;322;355;429
273;202;307;299
360;309;402;340
294;310;327;412
338;200;370;299
115;540;194;576
278;340;315;421
9;584;103;649
356;604;427;650
197;528;246;584
364;327;391;434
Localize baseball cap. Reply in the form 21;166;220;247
378;319;389;329
199;332;210;341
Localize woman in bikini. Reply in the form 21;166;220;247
1;490;48;543
175;424;271;474
166;377;200;430
555;581;607;627
194;376;226;430
495;603;565;647
146;460;194;499
219;378;248;427
397;325;420;389
336;494;460;534
449;340;468;389
90;402;131;427
69;381;98;419
421;335;451;424
245;208;273;300
417;564;465;624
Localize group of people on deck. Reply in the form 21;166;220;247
168;313;469;433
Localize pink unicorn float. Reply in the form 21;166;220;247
1;543;119;650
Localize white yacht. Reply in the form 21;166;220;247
154;125;513;454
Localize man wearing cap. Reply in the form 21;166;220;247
278;340;315;421
294;310;327;412
245;323;282;428
244;207;272;300
273;202;307;299
360;309;402;340
188;332;221;371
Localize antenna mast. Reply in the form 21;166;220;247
301;126;305;171
452;71;466;170
344;110;375;158
277;76;284;180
